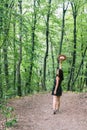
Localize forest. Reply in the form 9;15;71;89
0;0;87;98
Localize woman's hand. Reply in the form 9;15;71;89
54;89;56;94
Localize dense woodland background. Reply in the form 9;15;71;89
0;0;87;98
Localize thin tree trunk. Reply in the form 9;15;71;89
67;2;77;90
71;11;77;86
17;0;22;96
0;3;3;98
3;2;10;90
43;0;52;90
80;30;84;91
28;0;37;93
85;63;87;87
13;21;16;91
2;1;14;91
59;1;69;55
72;46;87;86
0;49;2;98
50;40;55;79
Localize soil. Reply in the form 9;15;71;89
0;92;87;130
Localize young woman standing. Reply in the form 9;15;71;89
52;55;66;114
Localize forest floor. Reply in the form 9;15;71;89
0;91;87;130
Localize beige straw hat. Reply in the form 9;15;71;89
58;54;66;61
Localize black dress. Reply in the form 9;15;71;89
52;69;64;96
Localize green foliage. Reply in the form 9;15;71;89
5;118;17;128
0;0;87;98
0;98;17;128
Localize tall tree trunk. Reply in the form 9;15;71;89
42;0;52;90
80;29;84;91
67;2;77;90
28;0;37;93
50;40;55;79
85;63;87;87
0;49;2;98
13;20;16;91
3;2;10;90
0;2;3;98
59;1;69;55
17;0;22;96
72;46;87;86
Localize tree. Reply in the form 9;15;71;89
0;1;3;98
67;0;78;90
3;1;10;90
42;0;52;90
50;38;55;79
17;0;23;96
59;0;69;55
13;13;16;91
27;0;37;93
85;63;87;87
72;46;87;87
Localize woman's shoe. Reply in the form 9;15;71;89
53;110;56;114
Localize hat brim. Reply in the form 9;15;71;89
58;54;66;61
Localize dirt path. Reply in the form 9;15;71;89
0;92;87;130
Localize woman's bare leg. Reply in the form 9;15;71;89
56;96;60;111
53;96;61;114
53;96;56;111
53;95;59;114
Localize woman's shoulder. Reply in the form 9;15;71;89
56;74;60;79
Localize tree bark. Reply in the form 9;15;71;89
43;0;52;90
13;20;16;91
0;49;2;98
72;46;87;86
0;3;3;98
27;0;37;93
59;1;69;55
67;2;77;90
17;0;22;96
80;30;84;91
50;40;55;79
85;63;87;87
3;2;10;90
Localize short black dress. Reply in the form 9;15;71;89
52;69;64;96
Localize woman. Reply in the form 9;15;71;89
52;55;66;114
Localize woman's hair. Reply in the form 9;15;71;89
56;69;64;80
